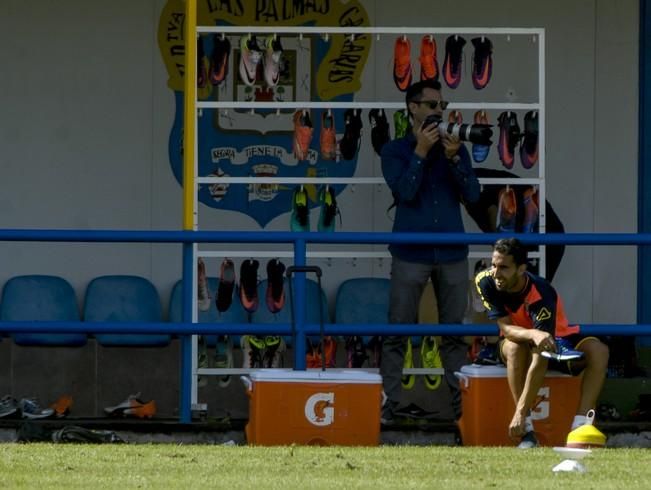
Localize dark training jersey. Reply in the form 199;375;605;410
475;270;580;337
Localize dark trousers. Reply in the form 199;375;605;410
380;256;469;419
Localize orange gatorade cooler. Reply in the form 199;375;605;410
244;369;382;446
455;365;581;446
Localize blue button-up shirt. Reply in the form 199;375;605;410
381;133;480;264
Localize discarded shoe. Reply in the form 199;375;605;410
0;395;18;418
419;35;439;81
339;108;363;160
369;108;391;156
443;35;466;89
293;110;314;161
262;35;283;87
496;186;517;233
497;111;521;169
520;110;539;169
420;336;442;390
239;259;259;313
50;394;73;418
472;110;491;163
393;36;413;92
216;258;236;313
290;186;310;232
517;430;539;449
320;110;337;160
209;34;231;86
104;393;156;419
471;36;493;90
266;258;286;313
239;35;262;86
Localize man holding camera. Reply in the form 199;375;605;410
380;79;480;424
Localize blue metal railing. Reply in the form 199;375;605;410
0;229;650;423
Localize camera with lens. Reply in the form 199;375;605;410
424;114;493;146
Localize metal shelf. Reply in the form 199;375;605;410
198;177;544;185
199;101;540;111
197;26;543;36
196;250;542;260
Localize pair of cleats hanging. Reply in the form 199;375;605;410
498;111;539;169
401;336;442;390
290;186;340;232
495;186;539;233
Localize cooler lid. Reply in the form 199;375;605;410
459;364;508;377
249;368;382;384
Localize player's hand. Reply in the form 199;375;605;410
531;330;555;353
442;133;461;160
414;120;440;158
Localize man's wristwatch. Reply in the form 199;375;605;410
450;154;461;164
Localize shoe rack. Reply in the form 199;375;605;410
186;24;546;407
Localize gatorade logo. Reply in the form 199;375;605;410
304;392;335;427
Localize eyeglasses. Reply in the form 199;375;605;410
412;99;449;110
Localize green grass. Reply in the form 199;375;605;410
0;444;649;489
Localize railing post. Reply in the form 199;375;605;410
293;238;307;370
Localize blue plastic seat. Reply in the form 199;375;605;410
250;278;329;346
84;275;169;347
335;278;390;344
1;275;86;346
169;278;248;345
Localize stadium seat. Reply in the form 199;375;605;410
1;275;86;346
250;278;329;345
335;277;390;344
168;278;248;345
84;275;169;346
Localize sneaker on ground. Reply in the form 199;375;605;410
262;35;283;87
197;257;211;312
216;258;236;313
339;108;363;160
393;36;412;92
369;108;390;156
517;430;539;449
50;394;73;418
292;110;314;161
541;337;584;361
266;259;286;313
0;395;18;418
520;110;539;169
471;36;493;90
104;393;156;419
239;259;259;313
241;335;265;368
443;35;466;89
401;337;415;390
290;185;310;232
380;405;396;427
262;336;286;368
497;111;520;169
496;186;517;233
239;35;262;86
319;110;337;160
214;335;234;388
20;398;55;419
419;35;439;81
209;34;231;86
420;336;442;390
